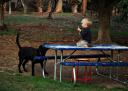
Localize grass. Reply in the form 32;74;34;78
0;29;17;35
111;30;128;38
4;15;44;25
0;71;127;91
3;14;128;38
4;13;81;26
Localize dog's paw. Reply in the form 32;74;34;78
32;73;35;76
19;71;23;73
44;71;49;76
24;69;28;72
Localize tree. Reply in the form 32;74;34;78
81;0;87;16
47;0;57;19
0;0;10;26
21;0;27;14
55;0;63;13
8;1;11;14
117;0;128;21
90;0;121;43
71;0;79;14
15;0;27;14
46;0;52;12
35;0;43;15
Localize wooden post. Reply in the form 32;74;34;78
82;0;87;16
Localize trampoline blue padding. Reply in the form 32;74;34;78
43;43;128;51
60;62;128;66
33;56;46;60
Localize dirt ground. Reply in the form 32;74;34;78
0;33;128;88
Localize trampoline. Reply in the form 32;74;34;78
43;43;128;84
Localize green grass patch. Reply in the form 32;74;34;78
2;14;128;40
111;30;128;38
0;71;127;91
5;15;44;25
0;29;17;35
4;13;81;26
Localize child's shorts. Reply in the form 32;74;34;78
76;40;88;47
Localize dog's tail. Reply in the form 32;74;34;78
16;32;22;49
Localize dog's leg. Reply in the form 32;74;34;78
22;59;29;72
18;59;23;73
40;62;45;78
32;62;35;76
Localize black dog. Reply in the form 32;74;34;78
16;33;49;76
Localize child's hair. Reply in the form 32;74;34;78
81;18;92;27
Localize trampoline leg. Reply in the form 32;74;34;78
42;68;45;78
73;66;76;84
60;50;63;82
54;50;57;80
60;64;62;82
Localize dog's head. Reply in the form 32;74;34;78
37;44;49;56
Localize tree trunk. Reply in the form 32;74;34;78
81;0;87;16
96;7;112;44
71;0;78;14
46;0;51;12
0;0;10;30
8;1;11;14
0;3;8;31
47;0;52;19
21;0;27;14
55;0;63;13
38;7;43;13
71;4;78;14
36;0;43;15
0;4;4;25
47;0;57;19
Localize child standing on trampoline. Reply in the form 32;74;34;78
76;18;92;47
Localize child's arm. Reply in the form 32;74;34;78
77;26;81;32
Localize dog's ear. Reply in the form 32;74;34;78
38;44;49;56
39;45;49;51
38;45;42;49
39;43;49;50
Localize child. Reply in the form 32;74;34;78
76;18;92;47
